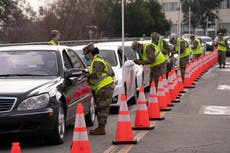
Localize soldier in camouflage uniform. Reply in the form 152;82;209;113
82;43;115;135
151;32;171;77
131;41;166;89
217;33;228;68
170;35;190;82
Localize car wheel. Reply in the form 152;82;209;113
46;103;65;145
85;96;96;127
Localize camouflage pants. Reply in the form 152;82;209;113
150;61;166;90
180;56;189;82
218;51;226;67
95;84;114;126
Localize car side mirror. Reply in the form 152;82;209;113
65;68;83;78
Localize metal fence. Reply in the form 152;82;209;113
0;37;145;47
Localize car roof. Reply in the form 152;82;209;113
0;45;70;52
197;36;212;39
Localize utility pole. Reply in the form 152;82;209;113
121;0;125;93
206;16;209;36
189;7;191;35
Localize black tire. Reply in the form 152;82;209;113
46;103;65;145
85;97;96;127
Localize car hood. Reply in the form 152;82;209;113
0;77;61;94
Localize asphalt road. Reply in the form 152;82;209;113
1;58;230;153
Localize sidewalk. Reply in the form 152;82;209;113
130;59;230;153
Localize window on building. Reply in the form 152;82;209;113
163;2;178;11
220;0;230;9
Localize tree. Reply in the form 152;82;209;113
181;0;223;35
0;0;36;43
111;0;171;37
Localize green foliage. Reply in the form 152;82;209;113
217;28;227;35
182;0;223;32
110;0;171;37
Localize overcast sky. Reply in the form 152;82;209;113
27;0;55;12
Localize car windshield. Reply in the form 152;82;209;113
0;50;59;76
75;49;117;66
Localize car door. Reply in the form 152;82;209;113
64;49;92;121
117;48;136;101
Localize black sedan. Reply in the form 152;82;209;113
0;45;96;144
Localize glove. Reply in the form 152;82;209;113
133;59;143;65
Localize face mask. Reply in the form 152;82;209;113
57;35;61;41
136;50;142;55
152;39;158;44
84;55;90;61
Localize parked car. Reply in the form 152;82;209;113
73;41;149;107
0;45;96;144
196;36;214;51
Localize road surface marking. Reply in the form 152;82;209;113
217;85;230;90
200;105;230;115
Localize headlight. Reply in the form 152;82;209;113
17;94;50;111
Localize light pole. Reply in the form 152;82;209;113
189;7;191;35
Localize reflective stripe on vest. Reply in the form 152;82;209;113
140;43;166;67
192;38;202;55
218;40;227;52
89;54;114;94
175;38;191;58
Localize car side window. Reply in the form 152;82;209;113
62;50;73;69
118;48;127;67
67;49;84;69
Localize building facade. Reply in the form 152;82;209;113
158;0;230;36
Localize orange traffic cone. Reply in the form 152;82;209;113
113;94;137;144
133;86;154;130
157;76;171;111
163;74;173;107
10;142;21;153
148;81;164;120
71;103;91;153
177;68;185;93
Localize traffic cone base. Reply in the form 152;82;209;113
184;85;195;89
149;116;165;120
160;108;171;111
112;140;137;145
172;99;180;103
168;103;174;107
132;125;155;130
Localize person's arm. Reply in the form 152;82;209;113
191;40;198;50
162;40;170;55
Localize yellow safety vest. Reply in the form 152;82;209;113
140;43;166;67
89;55;114;94
175;38;191;58
192;38;202;55
217;40;227;52
48;40;60;45
156;38;169;60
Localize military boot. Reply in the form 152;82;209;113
89;125;105;135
